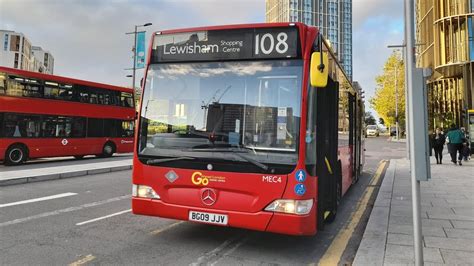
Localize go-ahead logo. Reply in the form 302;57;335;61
191;172;226;186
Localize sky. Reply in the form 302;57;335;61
0;0;404;116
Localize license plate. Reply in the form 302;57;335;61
188;211;228;225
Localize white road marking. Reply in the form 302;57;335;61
209;237;248;266
0;195;130;228
190;235;247;266
76;209;131;226
0;192;78;208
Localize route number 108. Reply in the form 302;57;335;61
255;32;289;55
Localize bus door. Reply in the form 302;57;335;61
348;93;358;182
314;78;340;227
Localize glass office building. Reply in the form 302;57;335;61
266;0;353;80
417;0;474;130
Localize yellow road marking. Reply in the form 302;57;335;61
150;221;184;235
369;160;387;186
69;254;95;266
318;160;387;266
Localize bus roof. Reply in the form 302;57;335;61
153;22;308;35
0;66;133;93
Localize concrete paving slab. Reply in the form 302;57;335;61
354;157;474;265
424;236;474;251
451;220;474;229
386;233;414;246
440;249;474;264
444;228;474;239
384;244;444;264
388;224;446;237
388;216;453;228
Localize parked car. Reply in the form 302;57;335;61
366;125;379;137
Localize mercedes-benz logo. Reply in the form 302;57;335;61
201;188;217;206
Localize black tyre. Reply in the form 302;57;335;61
5;145;27;165
101;142;115;158
74;155;85;159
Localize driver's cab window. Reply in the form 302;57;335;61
242;76;299;150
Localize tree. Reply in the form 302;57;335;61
370;51;406;130
365;111;376;125
379;118;385;125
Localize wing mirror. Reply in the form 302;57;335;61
310;52;329;88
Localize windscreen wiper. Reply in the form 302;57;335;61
189;146;268;172
232;152;269;171
145;156;195;165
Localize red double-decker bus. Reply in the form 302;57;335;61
0;67;135;165
132;23;364;235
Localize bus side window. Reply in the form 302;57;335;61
89;90;98;104
103;119;118;137
41;116;57;137
22;78;42;98
111;91;120;106
120;120;134;137
6;75;25;97
4;113;20;137
98;93;104;105
80;91;89;103
0;72;6;94
71;117;86;137
87;118;104;137
104;92;111;105
120;92;134;108
59;84;74;101
44;81;59;99
55;117;73;137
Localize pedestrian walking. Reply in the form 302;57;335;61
446;124;465;166
431;127;445;164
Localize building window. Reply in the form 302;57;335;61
10;35;20;52
3;34;8;51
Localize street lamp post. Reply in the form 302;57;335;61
126;23;152;91
395;57;399;141
387;45;404;140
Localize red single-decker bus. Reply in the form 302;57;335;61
132;23;364;235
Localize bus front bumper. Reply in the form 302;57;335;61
132;197;317;236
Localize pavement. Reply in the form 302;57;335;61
0;158;132;186
354;154;474;265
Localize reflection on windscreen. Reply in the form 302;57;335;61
139;60;302;164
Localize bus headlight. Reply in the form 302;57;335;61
264;199;313;215
132;184;160;199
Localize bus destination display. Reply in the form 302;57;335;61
152;27;300;62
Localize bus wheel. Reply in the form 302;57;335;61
5;145;27;165
101;142;115;158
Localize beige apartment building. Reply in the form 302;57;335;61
416;0;474;129
0;30;54;74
